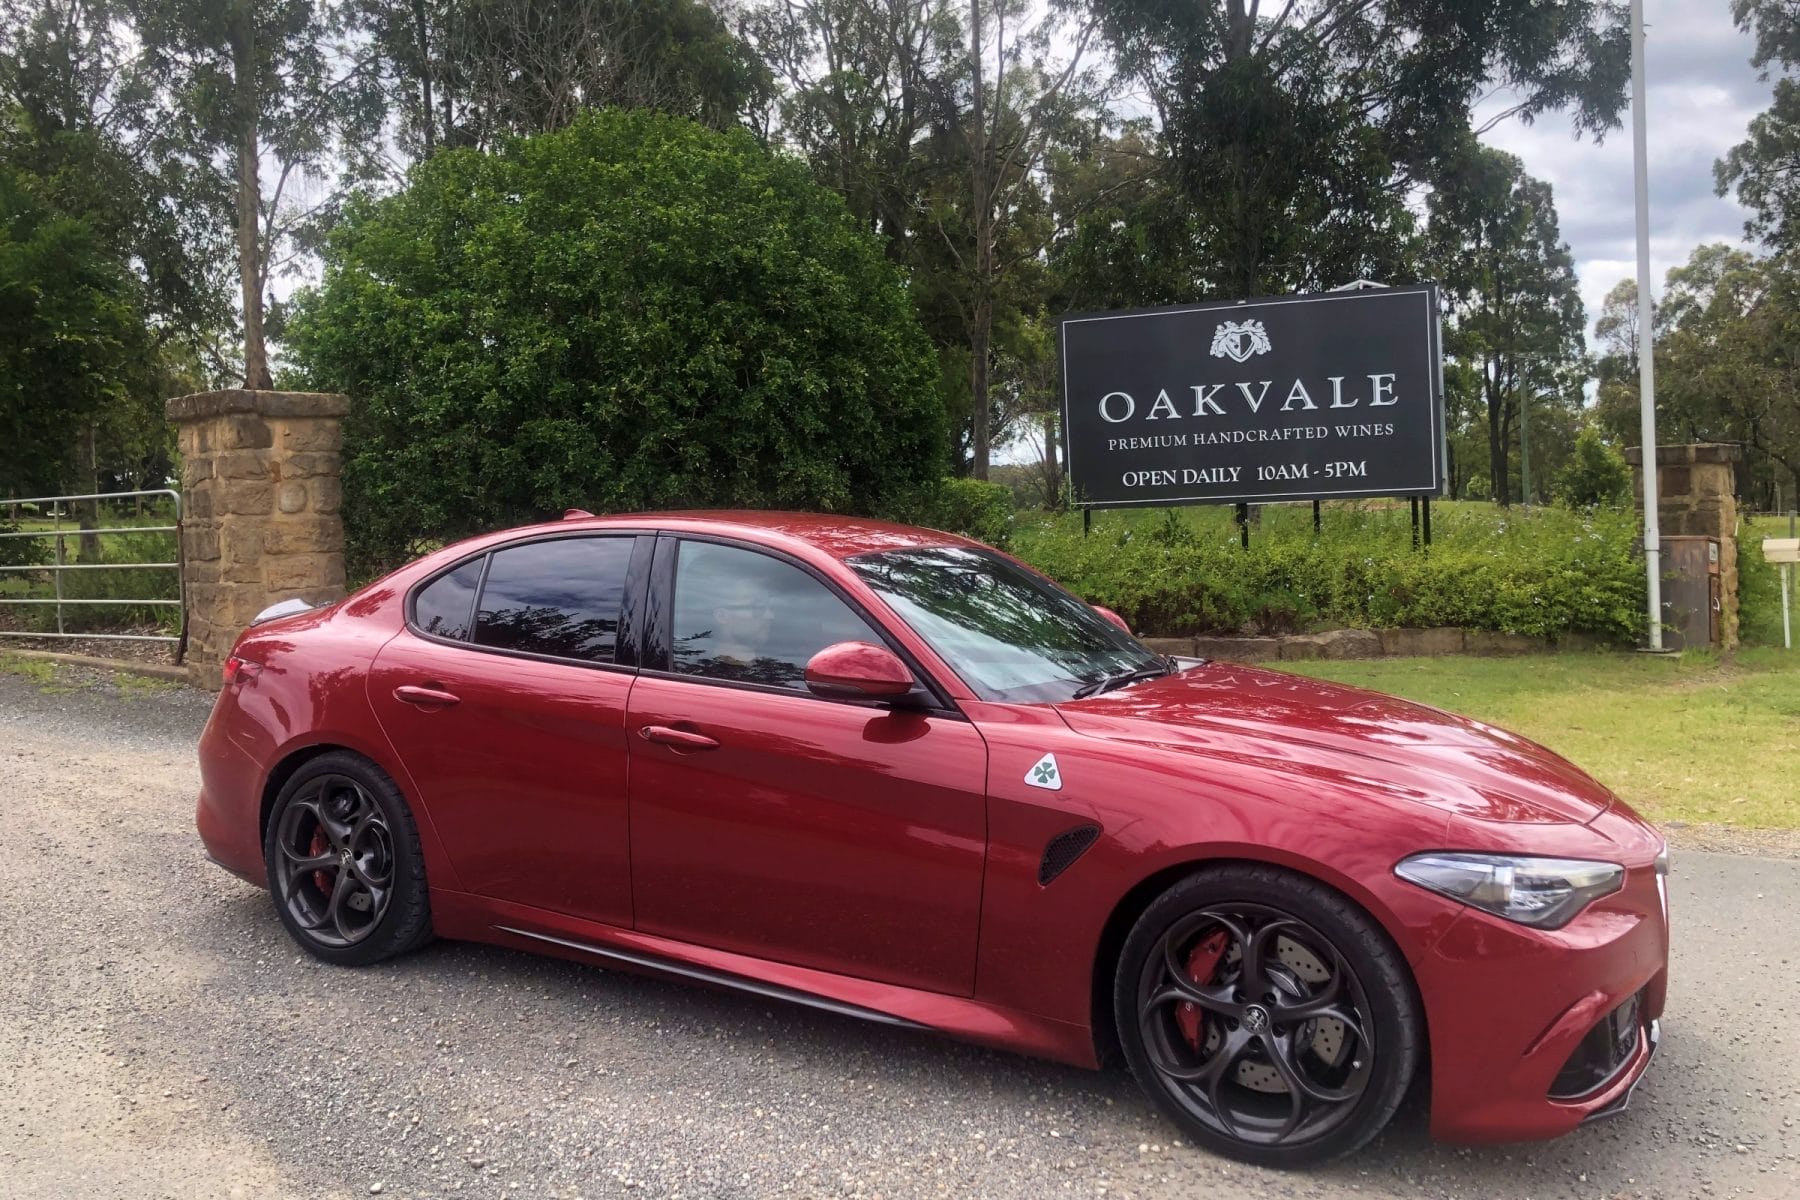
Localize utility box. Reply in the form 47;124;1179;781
1660;536;1722;650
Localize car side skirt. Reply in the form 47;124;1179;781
431;889;1099;1068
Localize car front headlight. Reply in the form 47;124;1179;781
1395;852;1625;930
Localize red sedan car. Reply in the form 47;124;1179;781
195;511;1668;1165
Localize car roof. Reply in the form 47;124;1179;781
541;509;978;561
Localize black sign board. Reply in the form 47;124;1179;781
1058;286;1445;507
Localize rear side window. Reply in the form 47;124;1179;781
472;537;634;663
413;558;484;641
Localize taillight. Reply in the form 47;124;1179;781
222;655;261;685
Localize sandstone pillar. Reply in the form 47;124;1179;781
1625;442;1742;648
166;389;349;688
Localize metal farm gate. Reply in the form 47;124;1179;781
0;489;184;652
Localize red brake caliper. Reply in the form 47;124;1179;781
310;829;333;895
1174;930;1230;1051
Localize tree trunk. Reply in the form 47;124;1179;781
1486;371;1508;507
231;4;272;390
969;287;992;480
413;0;436;154
1041;410;1060;508
967;0;992;481
78;424;100;562
1519;391;1532;505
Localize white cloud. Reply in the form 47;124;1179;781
1471;0;1773;343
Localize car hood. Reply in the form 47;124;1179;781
1053;664;1614;826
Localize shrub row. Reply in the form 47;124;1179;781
994;502;1646;643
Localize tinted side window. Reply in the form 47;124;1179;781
413;558;484;641
671;541;881;691
473;538;634;663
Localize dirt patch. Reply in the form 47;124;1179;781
0;627;179;665
1663;820;1800;859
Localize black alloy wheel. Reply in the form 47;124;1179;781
1116;865;1421;1167
264;751;432;966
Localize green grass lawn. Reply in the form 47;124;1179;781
1275;650;1800;829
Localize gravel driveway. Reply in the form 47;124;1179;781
1;666;1795;1200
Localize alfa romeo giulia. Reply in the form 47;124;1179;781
194;511;1667;1165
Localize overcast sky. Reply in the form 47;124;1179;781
1472;0;1772;343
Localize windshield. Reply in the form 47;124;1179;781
848;546;1163;703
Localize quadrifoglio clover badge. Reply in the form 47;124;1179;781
1210;318;1272;364
1025;752;1063;791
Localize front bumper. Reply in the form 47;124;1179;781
1415;862;1668;1143
1582;1018;1659;1124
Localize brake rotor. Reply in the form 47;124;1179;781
1176;927;1350;1094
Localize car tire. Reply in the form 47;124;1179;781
1114;864;1422;1167
263;751;433;967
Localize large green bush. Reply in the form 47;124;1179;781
1556;426;1632;508
1011;502;1646;643
288;110;945;576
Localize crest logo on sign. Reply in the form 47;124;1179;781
1210;318;1272;364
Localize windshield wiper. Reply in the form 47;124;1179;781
1071;655;1179;699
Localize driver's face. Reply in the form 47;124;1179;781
714;595;774;643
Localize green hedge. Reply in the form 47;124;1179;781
921;478;1015;546
1738;523;1787;647
1008;502;1646;643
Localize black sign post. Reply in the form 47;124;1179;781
1058;286;1446;520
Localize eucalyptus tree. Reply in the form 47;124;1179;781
1426;144;1585;506
1654;246;1800;505
1087;0;1632;300
1592;277;1643;442
751;0;962;258
1717;0;1800;250
344;0;767;168
0;0;233;356
0;1;227;501
1043;127;1192;313
0;157;147;498
130;0;386;388
751;0;1108;478
950;0;1107;477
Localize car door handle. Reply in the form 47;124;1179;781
638;724;719;751
394;684;461;708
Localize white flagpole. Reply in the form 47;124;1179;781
1631;0;1664;649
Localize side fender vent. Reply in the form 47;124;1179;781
1038;824;1101;886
